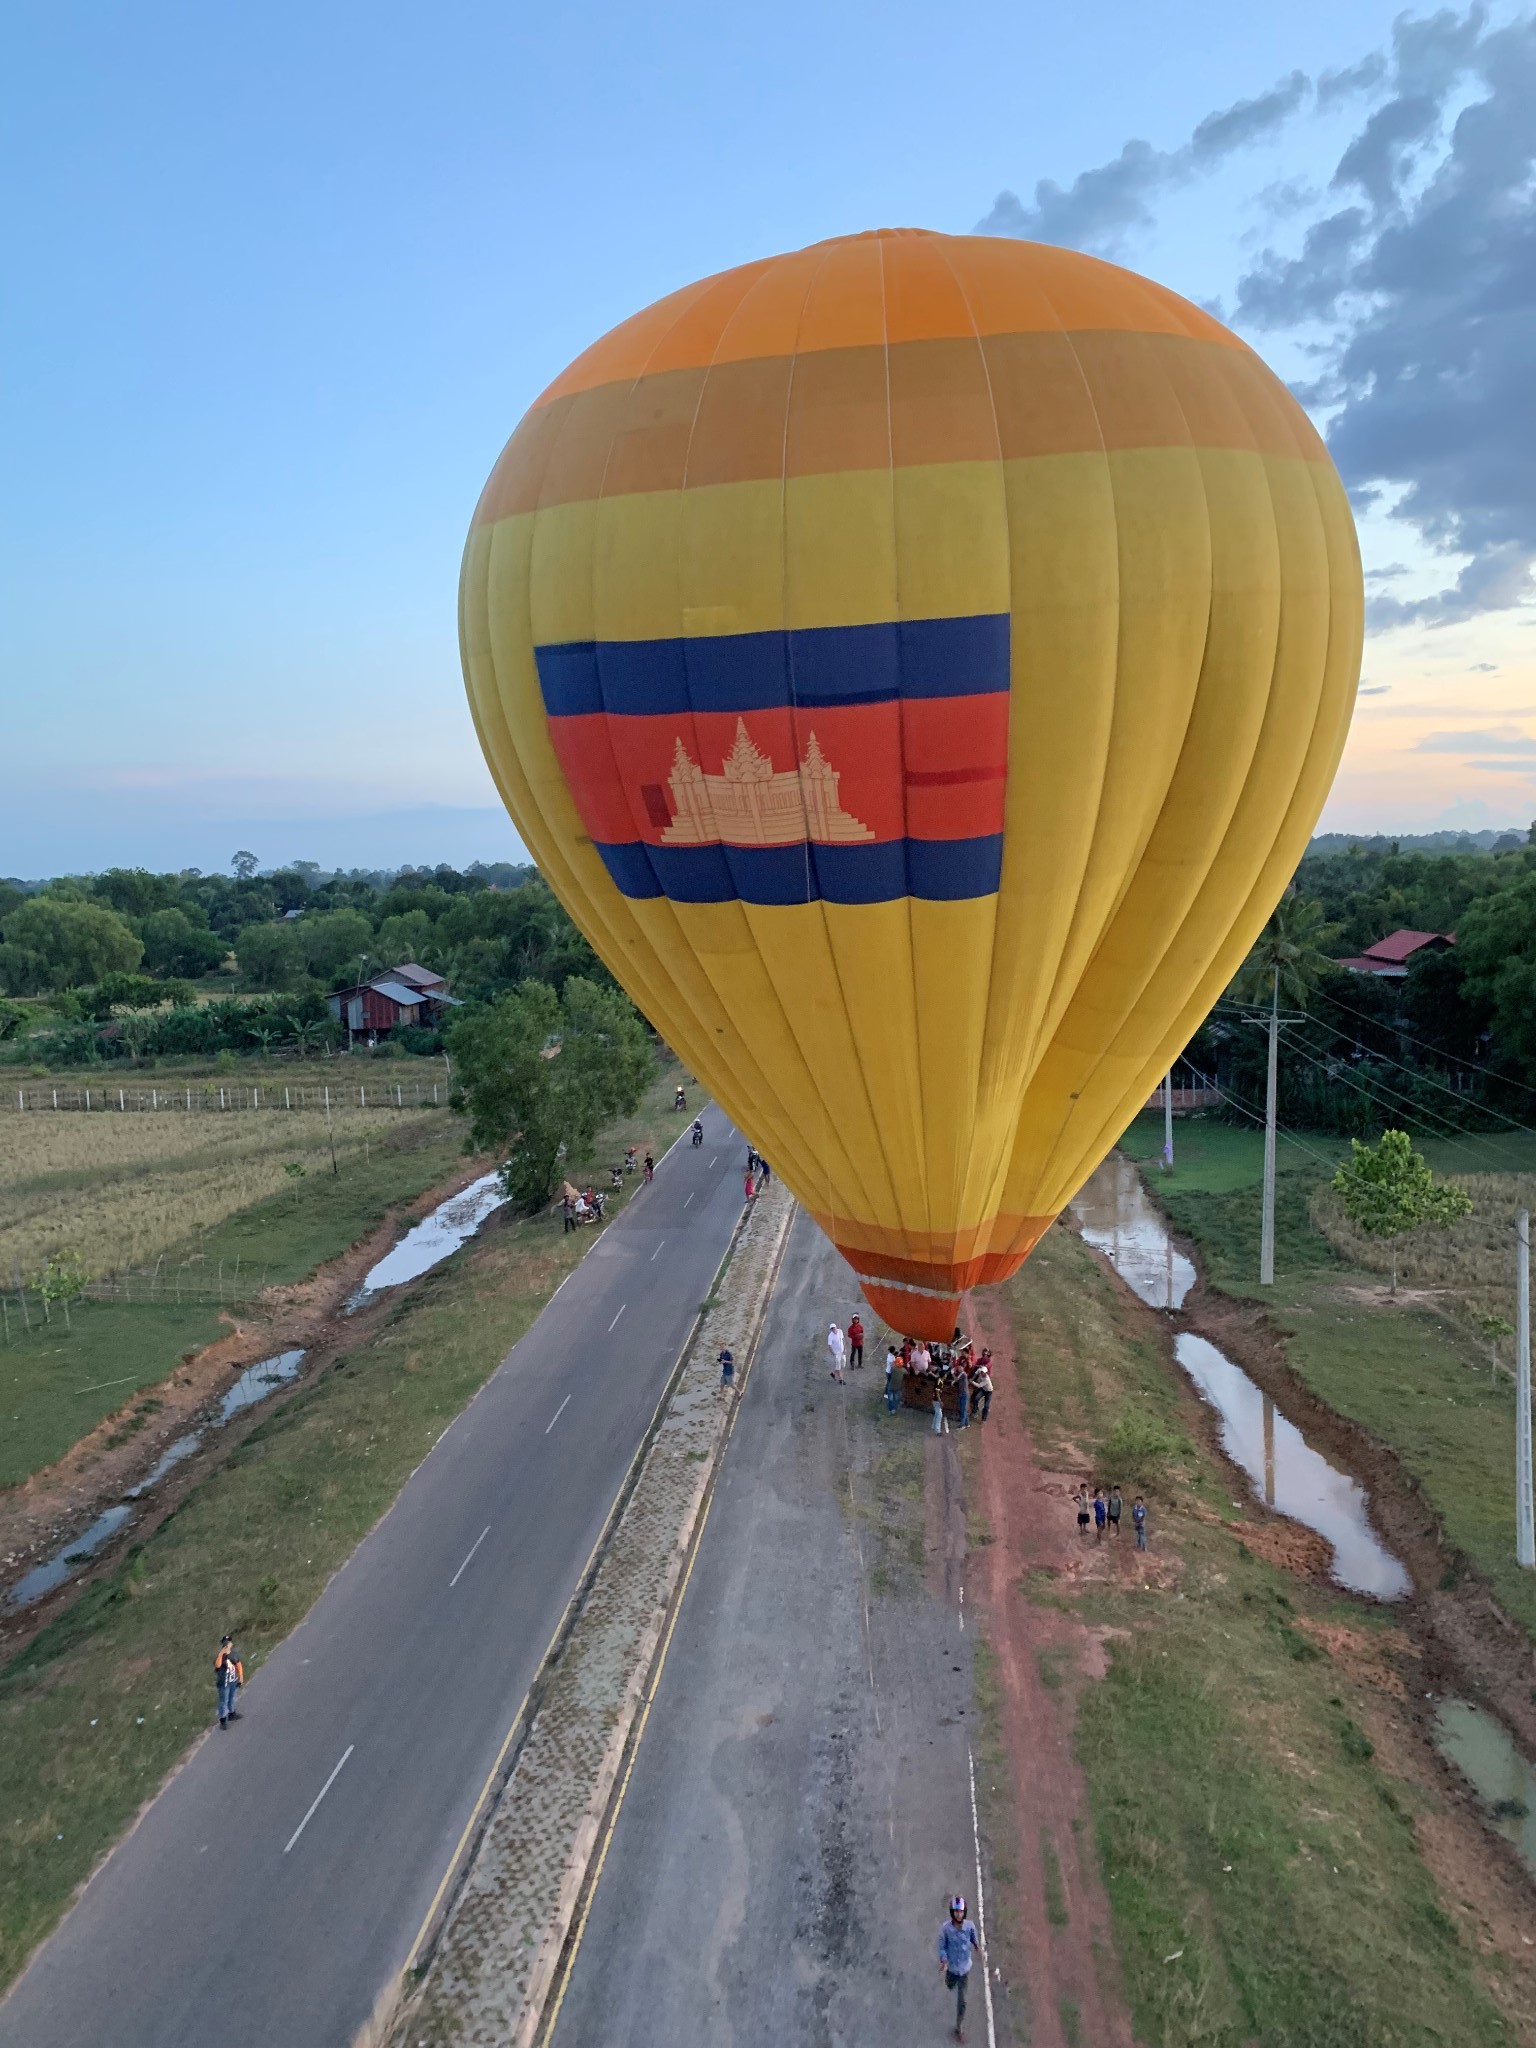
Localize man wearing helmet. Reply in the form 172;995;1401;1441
937;1892;984;2041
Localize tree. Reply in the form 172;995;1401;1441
34;1249;87;1329
237;921;304;991
449;977;652;1210
1233;891;1338;1284
0;896;143;993
231;851;259;880
1331;1128;1474;1294
140;907;224;979
298;909;375;986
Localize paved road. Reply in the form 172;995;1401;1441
0;1105;745;2048
549;1211;989;2048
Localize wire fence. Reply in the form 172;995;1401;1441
3;1080;448;1114
2;1260;282;1341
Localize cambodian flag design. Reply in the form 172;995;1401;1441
535;613;1009;906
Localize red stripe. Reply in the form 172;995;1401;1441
546;693;1007;848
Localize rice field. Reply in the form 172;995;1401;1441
0;1105;441;1284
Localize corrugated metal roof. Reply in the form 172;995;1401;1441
392;962;444;988
1360;928;1453;963
367;980;425;1006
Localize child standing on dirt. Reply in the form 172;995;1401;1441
1076;1485;1090;1537
1133;1496;1148;1549
1108;1485;1123;1537
937;1894;984;2042
1093;1487;1107;1540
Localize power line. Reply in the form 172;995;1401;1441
1311;981;1536;1107
1276;1025;1520;1175
1184;1067;1344;1176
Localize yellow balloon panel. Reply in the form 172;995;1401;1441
461;230;1362;1337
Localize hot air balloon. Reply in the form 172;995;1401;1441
461;230;1361;1338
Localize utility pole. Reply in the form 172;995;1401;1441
1163;1067;1174;1172
1517;1209;1534;1569
1260;967;1278;1286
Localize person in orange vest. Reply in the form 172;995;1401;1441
214;1633;244;1729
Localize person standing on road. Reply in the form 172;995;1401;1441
827;1321;845;1382
718;1346;735;1394
1108;1485;1123;1537
744;1167;757;1201
1133;1495;1148;1550
847;1315;864;1369
938;1894;984;2042
884;1344;900;1412
214;1633;243;1728
643;1153;654;1183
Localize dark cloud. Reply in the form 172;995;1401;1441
976;69;1330;250
1317;52;1389;104
1235;9;1536;627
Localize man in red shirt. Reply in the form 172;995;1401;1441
847;1315;865;1369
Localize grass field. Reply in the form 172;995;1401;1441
0;1116;469;1484
1119;1111;1536;1645
0;1098;442;1283
0;1060;696;1991
997;1225;1520;2046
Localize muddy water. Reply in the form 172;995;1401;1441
1435;1699;1536;1880
347;1170;507;1308
218;1349;305;1422
1070;1158;1410;1601
1073;1153;1196;1310
6;1505;133;1610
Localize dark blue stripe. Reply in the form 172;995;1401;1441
593;834;1002;906
537;614;1009;720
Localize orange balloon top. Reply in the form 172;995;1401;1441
533;228;1247;408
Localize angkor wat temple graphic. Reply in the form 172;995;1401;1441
646;720;875;848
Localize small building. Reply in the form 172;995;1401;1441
1335;928;1455;979
327;964;459;1044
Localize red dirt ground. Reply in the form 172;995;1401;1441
968;1293;1138;2048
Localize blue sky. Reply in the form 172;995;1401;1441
5;0;1533;875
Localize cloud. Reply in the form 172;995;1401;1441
1234;9;1536;627
1358;683;1394;694
976;69;1320;251
1471;661;1500;671
1415;725;1536;753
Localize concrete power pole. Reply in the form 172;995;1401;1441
1518;1209;1534;1569
1164;1068;1174;1171
1260;969;1279;1287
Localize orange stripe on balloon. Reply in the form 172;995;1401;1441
475;330;1322;524
534;230;1247;403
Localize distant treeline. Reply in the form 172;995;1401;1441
0;858;617;1068
1187;837;1536;1133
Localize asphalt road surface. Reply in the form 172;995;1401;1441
0;1103;744;2048
549;1210;987;2048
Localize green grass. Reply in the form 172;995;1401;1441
1120;1115;1536;1645
1001;1227;1514;2046
0;1060;695;1993
0;1120;466;1483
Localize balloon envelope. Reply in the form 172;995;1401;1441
462;229;1361;1336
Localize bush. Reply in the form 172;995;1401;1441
1096;1408;1189;1481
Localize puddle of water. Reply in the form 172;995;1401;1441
347;1171;508;1309
1071;1153;1195;1310
217;1350;305;1424
1071;1157;1410;1602
124;1434;202;1499
1174;1334;1411;1600
1435;1699;1536;1879
6;1505;133;1611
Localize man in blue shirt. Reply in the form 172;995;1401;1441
937;1893;984;2041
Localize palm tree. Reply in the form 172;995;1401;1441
1233;891;1337;1284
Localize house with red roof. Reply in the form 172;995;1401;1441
1335;928;1455;979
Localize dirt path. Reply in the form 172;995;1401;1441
968;1293;1137;2048
0;1157;493;1622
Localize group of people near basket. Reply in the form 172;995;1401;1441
824;1316;996;1430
